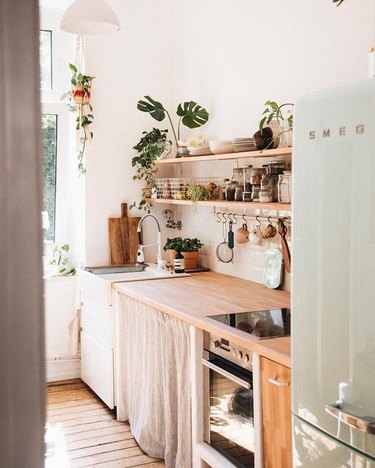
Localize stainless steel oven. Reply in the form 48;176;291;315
202;334;260;468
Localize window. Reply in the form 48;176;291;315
39;30;52;90
41;114;57;241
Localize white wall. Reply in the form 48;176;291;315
82;0;374;285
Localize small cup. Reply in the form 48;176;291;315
235;223;249;244
249;227;265;246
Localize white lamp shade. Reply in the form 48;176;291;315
60;0;121;35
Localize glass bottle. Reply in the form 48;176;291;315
174;248;185;273
278;171;292;203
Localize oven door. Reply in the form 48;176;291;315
202;351;255;468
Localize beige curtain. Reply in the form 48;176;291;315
117;295;192;468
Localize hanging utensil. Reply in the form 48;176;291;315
278;218;291;273
228;220;234;249
216;219;234;263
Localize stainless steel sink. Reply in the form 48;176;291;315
85;264;147;275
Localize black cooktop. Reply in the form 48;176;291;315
208;308;291;339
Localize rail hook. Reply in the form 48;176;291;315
232;213;238;224
216;211;222;223
222;213;228;224
256;215;262;228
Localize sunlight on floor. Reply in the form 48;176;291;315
45;423;70;468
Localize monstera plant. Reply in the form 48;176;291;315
332;0;345;4
137;96;209;146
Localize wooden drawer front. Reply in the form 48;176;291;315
261;357;292;468
81;305;113;350
81;331;114;409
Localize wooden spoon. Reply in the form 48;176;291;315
278;219;291;273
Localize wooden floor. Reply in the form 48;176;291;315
46;380;165;468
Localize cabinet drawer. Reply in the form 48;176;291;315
81;305;113;350
261;357;292;468
81;331;114;409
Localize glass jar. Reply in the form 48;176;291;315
264;160;286;175
251;185;261;202
231;167;244;185
242;191;252;202
261;173;271;191
162;180;171;199
235;186;243;201
250;168;266;185
221;178;230;200
278;171;292;203
259;190;272;203
243;165;253;192
226;181;236;201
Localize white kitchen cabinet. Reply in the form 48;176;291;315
79;269;116;409
81;305;114;408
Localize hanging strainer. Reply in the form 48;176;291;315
216;220;234;263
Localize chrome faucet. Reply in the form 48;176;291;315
136;214;166;270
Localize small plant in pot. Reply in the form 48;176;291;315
48;244;76;276
164;237;204;270
130;128;171;212
253;100;294;150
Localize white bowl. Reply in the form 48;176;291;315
211;146;234;155
209;139;232;146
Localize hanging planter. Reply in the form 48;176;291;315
61;63;95;175
72;84;91;105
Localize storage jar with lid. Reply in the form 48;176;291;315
243;165;253;192
277;171;292;203
250;168;266;185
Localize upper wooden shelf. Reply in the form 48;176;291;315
154;147;292;165
148;198;291;212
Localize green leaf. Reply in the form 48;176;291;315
69;63;78;73
176;101;209;129
137;96;166;121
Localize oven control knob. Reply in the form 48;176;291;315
238;351;243;359
245;354;250;363
213;340;221;348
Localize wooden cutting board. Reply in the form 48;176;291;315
108;203;141;264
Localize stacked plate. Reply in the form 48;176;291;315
209;140;234;155
233;137;257;152
188;146;213;156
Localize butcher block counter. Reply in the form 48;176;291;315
114;271;291;367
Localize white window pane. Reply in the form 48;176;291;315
39;30;52;90
41;114;57;241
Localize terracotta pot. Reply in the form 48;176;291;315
181;251;199;270
72;85;91;105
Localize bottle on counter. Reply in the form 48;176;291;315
174;248;185;273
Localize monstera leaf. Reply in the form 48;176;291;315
332;0;344;5
137;96;166;122
176;101;209;129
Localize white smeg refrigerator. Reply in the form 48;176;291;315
292;79;375;467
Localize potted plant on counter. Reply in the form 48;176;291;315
130;127;171;212
164;237;204;270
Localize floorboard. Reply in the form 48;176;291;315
46;380;165;468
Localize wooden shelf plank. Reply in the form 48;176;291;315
147;198;291;211
154;147;292;165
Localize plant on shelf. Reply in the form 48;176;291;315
130;128;171;212
254;101;294;150
186;184;212;209
61;63;95;175
48;244;76;276
163;237;204;270
137;96;209;148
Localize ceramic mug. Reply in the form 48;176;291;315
249;227;265;246
235;223;249;244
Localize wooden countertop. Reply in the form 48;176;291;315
114;272;291;367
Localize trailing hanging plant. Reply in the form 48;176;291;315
61;63;95;175
130;128;171;212
137;96;209;146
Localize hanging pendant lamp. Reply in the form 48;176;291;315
60;0;121;35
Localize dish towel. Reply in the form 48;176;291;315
117;294;192;468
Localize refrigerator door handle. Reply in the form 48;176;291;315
268;377;289;387
326;403;375;435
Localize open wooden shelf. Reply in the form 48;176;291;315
154;147;292;165
147;198;292;212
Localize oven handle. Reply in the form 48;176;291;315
201;358;251;389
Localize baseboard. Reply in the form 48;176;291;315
46;357;81;383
